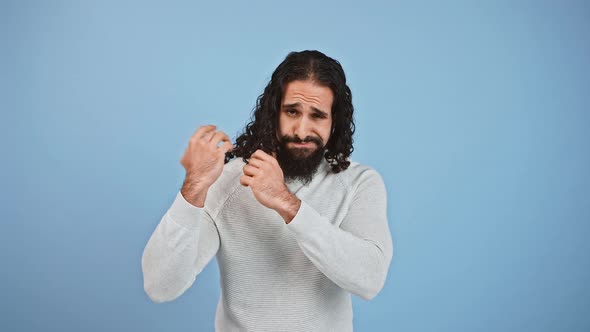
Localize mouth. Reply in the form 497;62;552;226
289;141;315;148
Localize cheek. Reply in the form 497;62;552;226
277;115;287;135
320;123;332;143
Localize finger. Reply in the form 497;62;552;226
210;131;230;146
201;130;217;142
219;141;234;154
239;175;251;187
192;125;216;140
242;164;258;177
252;150;279;167
246;158;263;168
251;149;271;161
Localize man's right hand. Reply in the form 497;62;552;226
180;125;233;207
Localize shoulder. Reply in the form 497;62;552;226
204;157;246;217
335;160;385;185
333;160;386;195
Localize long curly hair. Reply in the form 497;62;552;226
226;50;355;173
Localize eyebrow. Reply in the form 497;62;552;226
282;102;329;117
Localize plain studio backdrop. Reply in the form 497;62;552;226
2;0;589;331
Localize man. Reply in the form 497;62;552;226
142;50;393;331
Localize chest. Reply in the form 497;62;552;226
213;183;352;263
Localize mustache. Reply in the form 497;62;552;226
280;135;323;146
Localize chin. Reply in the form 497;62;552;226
288;147;316;159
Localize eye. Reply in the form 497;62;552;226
285;109;298;116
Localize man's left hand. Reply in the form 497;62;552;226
240;150;300;222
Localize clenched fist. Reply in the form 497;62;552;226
240;150;301;223
180;125;233;207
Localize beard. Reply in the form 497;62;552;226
276;134;326;186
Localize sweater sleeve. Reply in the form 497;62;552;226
141;191;220;303
286;170;393;301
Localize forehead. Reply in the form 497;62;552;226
282;80;334;110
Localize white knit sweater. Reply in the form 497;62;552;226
142;157;393;331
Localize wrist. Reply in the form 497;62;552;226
181;177;209;208
275;189;301;224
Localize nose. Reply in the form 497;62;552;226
293;117;311;139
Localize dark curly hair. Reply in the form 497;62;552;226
226;50;355;173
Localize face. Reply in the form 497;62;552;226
277;80;334;157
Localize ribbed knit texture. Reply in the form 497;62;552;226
142;158;393;332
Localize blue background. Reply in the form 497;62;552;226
3;0;589;331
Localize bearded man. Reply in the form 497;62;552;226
142;50;393;332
